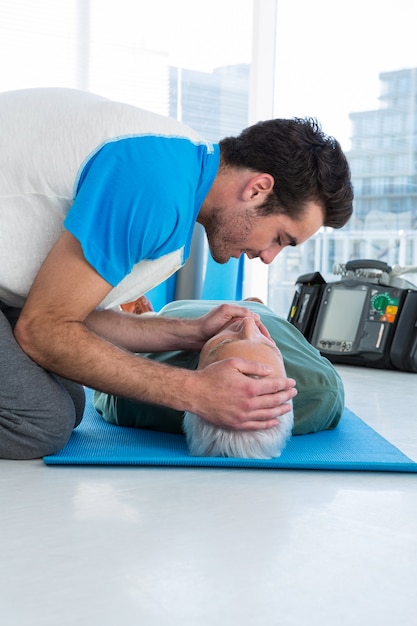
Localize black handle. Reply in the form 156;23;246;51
345;259;392;273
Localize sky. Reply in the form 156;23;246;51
2;0;417;150
147;0;417;150
273;0;417;149
120;0;417;150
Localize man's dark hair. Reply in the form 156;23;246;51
219;117;353;228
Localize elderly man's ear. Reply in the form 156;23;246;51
120;295;154;315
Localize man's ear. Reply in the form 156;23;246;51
243;173;274;201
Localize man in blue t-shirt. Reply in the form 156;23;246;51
0;88;353;459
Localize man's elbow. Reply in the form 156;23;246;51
14;313;46;365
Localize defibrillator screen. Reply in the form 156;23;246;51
314;285;368;344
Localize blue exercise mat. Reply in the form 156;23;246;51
44;391;417;471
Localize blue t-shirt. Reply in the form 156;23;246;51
64;135;219;288
0;87;218;308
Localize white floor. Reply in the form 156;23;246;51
1;365;417;626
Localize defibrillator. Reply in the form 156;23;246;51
287;259;417;372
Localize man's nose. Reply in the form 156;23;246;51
259;244;281;265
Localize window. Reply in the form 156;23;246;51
265;0;417;316
0;0;255;123
3;0;417;312
1;0;266;304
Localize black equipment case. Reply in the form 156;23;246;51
287;259;417;372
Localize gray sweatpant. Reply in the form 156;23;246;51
0;303;85;459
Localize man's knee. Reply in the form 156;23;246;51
0;307;86;459
54;377;86;428
0;393;80;460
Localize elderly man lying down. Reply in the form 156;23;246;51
94;299;344;459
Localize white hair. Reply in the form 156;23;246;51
183;405;294;459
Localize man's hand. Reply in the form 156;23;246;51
186;358;297;430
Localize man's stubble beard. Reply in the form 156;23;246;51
203;206;258;265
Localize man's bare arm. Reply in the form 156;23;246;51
15;231;296;429
84;302;270;353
